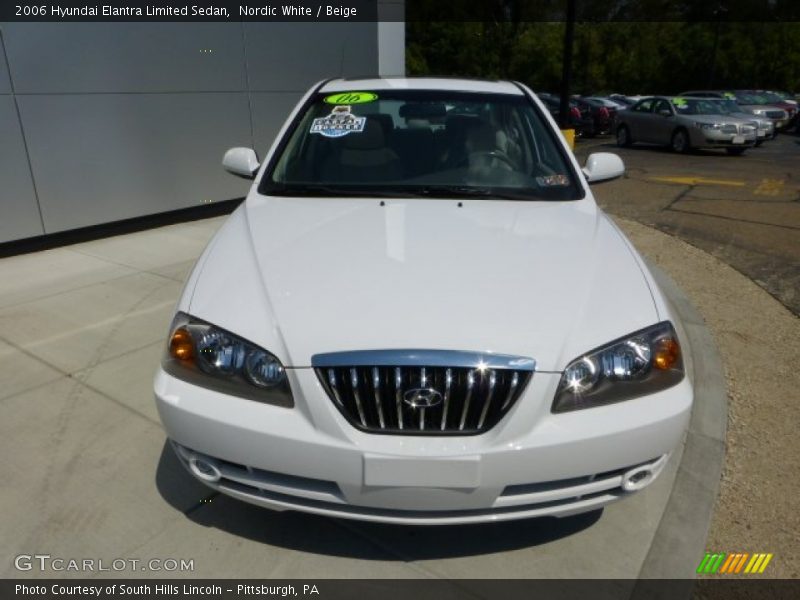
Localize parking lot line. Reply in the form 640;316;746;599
753;178;785;196
648;176;746;187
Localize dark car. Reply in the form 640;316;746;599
537;93;596;137
578;97;616;134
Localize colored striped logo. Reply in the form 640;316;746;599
696;552;773;574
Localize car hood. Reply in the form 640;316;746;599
189;197;659;372
683;115;744;126
730;112;763;122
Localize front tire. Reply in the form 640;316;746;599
616;125;632;147
671;129;690;153
726;147;747;156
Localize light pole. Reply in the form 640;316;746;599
708;5;728;88
559;0;577;131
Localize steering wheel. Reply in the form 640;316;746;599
468;150;516;170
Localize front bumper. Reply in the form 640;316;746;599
690;128;756;148
155;367;692;524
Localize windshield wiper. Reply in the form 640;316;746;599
412;186;532;200
265;184;533;200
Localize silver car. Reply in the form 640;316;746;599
616;96;757;155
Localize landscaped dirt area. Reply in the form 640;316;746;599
616;217;800;578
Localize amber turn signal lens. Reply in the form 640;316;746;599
169;327;195;362
654;338;680;370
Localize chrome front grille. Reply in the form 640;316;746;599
720;124;738;134
313;350;534;435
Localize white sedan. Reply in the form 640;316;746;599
154;78;692;525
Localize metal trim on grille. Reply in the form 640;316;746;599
313;349;535;435
312;349;536;370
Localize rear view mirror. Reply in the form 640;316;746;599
222;147;260;179
583;152;625;183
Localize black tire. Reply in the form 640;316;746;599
671;129;690;153
616;125;632;147
726;147;747;156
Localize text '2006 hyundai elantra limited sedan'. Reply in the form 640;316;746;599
154;78;692;525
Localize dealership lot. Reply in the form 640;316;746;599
1;133;798;579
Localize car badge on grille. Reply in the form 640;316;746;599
403;388;443;409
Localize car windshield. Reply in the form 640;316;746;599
709;99;742;114
671;98;724;115
759;92;783;103
261;90;582;201
587;97;620;108
734;92;769;105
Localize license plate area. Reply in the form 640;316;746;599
732;135;744;144
363;454;481;488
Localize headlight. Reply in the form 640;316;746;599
553;322;684;413
162;312;293;407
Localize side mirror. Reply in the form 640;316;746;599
222;147;260;179
658;109;673;117
583;152;625;183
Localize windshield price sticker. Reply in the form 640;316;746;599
673;98;687;106
323;92;379;105
310;106;366;138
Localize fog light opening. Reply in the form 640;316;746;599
188;454;222;483
621;466;653;492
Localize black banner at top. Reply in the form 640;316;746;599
4;0;800;22
3;1;380;21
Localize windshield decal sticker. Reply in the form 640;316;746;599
323;92;378;105
310;106;366;138
673;98;687;107
537;174;569;187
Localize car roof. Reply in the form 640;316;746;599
319;77;525;96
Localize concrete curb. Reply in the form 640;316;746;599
635;262;728;584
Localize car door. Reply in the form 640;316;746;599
651;98;676;144
624;98;655;141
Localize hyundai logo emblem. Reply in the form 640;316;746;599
403;387;443;409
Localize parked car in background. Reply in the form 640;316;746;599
537;93;596;137
727;91;792;130
584;96;629;111
609;94;644;107
616;96;756;154
680;90;791;130
765;90;797;106
155;77;693;524
754;90;798;125
576;97;616;135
